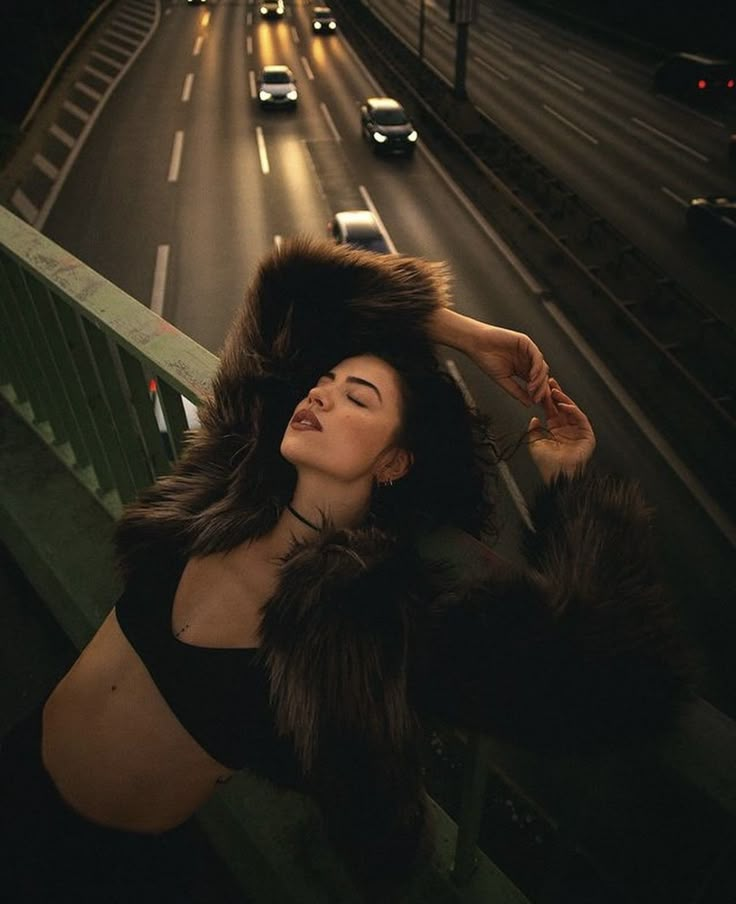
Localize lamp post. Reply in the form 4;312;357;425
418;0;426;62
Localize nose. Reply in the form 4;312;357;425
307;383;332;409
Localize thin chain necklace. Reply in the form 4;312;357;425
287;503;321;532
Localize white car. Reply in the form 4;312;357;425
258;65;298;109
312;7;337;33
260;1;285;19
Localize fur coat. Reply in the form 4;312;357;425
115;239;692;900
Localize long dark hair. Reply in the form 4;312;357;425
355;344;498;541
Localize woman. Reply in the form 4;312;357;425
1;239;690;901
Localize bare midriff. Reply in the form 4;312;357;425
42;610;236;833
41;552;272;834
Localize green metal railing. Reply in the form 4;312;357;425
0;205;216;520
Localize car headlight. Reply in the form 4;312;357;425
373;132;388;143
314;21;322;28
286;90;298;101
329;21;336;29
259;90;271;101
407;131;418;142
260;5;267;13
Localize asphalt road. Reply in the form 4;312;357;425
373;0;736;328
41;0;735;714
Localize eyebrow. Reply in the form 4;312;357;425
323;371;383;402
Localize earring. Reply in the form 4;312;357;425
380;477;393;487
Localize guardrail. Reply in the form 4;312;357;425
0;205;212;519
331;0;736;519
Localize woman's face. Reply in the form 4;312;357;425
280;355;409;485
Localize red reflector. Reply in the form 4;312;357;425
149;378;157;392
697;79;707;89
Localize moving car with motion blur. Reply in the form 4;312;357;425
329;210;391;253
360;97;418;156
653;53;736;102
260;1;285;19
312;7;337;33
686;196;736;258
258;65;298;109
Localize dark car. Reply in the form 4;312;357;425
687;196;736;258
260;1;285;19
312;6;337;33
258;65;298;109
328;210;391;253
654;53;736;101
360;97;418;156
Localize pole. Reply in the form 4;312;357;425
418;0;426;62
454;21;469;99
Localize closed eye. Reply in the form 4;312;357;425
348;395;367;408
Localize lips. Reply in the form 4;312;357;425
291;408;323;431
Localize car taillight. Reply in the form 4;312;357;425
727;79;735;89
149;378;158;393
697;79;707;90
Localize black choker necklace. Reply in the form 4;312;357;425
287;503;321;532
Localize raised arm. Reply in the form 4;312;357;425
428;307;551;406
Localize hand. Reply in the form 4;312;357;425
470;325;550;407
528;379;596;484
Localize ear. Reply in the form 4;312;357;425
377;448;413;483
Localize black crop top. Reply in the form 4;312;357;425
114;558;301;783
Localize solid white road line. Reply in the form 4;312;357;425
320;103;341;142
543;299;736;550
168;130;184;182
256;126;270;174
358;185;397;253
543;104;598;144
420;141;546;296
182;73;194;102
150;245;170;317
444;357;533;530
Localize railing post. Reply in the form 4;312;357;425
452;733;491;885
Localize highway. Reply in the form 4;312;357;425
42;0;735;714
372;0;736;328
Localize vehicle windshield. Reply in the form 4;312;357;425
373;109;408;126
263;72;291;84
315;9;332;17
350;237;388;253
